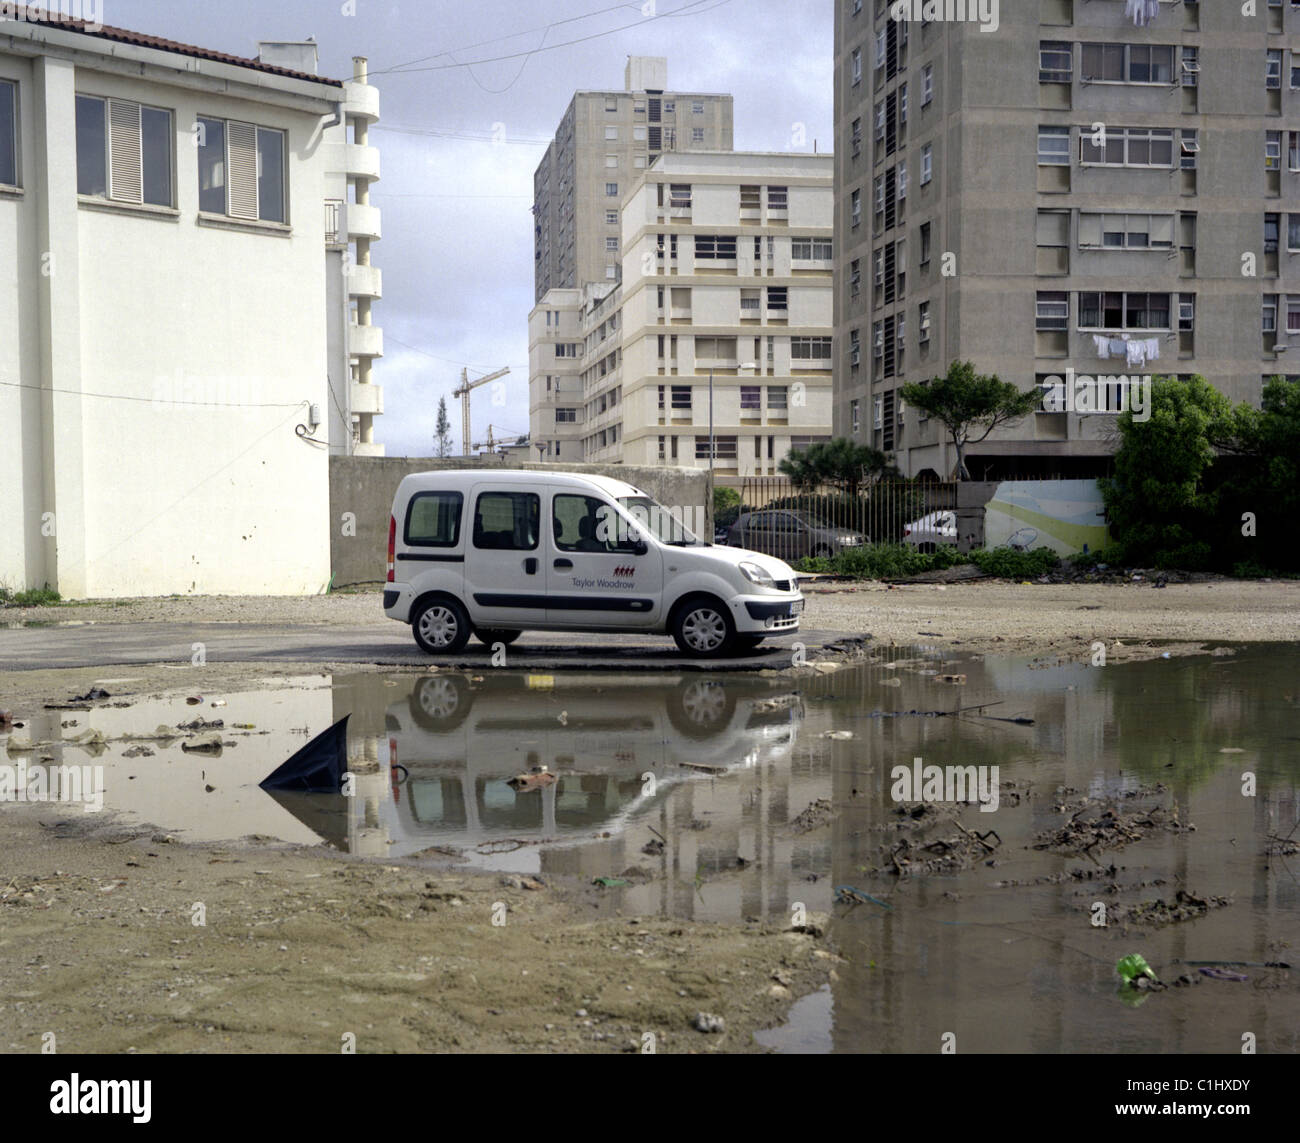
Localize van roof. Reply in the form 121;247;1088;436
398;469;646;498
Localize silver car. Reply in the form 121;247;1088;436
901;510;958;553
727;510;866;562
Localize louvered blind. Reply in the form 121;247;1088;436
108;99;142;203
227;121;258;220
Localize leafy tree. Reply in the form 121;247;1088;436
777;437;896;496
713;485;742;529
899;360;1039;480
434;396;453;458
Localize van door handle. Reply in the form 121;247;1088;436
523;558;538;575
553;558;573;570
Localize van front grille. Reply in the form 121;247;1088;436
774;579;792;592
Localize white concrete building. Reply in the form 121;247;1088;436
1;19;380;597
530;152;834;479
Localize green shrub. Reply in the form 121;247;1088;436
833;542;938;579
0;586;62;607
967;546;1059;579
1068;544;1127;569
1231;559;1273;579
793;556;834;574
929;544;967;569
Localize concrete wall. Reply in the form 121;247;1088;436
330;456;713;586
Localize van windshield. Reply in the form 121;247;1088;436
617;496;702;546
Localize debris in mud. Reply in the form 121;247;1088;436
180;734;225;755
1034;804;1191;857
1112;890;1230;927
1198;967;1247;982
177;717;224;732
875;820;1003;877
120;746;154;759
507;767;556;792
787;798;836;835
1116;953;1159;985
122;725;181;742
186;696;203;705
834;885;892;909
592;877;629;888
0;710;11;728
616;866;655;884
1265;834;1299;857
678;760;727;775
641;838;665;856
691;1012;725;1034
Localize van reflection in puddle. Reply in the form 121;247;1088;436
269;674;804;861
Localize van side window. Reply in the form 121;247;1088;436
405;491;463;547
473;491;539;551
553;494;640;554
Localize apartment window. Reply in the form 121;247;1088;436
873;248;884;286
850;258;862;296
1078;212;1175;249
664;100;676;113
605;182;619;196
692;101;704;114
851;399;860;435
606;210;618;225
898;159;908;199
849;328;861;365
768;386;787;410
872;321;883;358
873;175;884;216
1287;296;1300;335
1179;294;1195;331
740;385;761;411
922;64;933;105
605;126;619;140
1082;43;1174;84
670;385;691;409
899;84;908;124
768;186;788;210
669;183;692;208
1038;126;1070;165
792;237;832;259
605;264;617;279
605;154;619;168
1267;50;1283;90
874;101;885;143
0;80;15;187
1263;296;1278;333
874;29;886;69
695;336;737;360
1079;126;1174;168
851;48;862;85
851;188;862;228
555;408;578;423
1292;51;1300;89
555;343;579;358
689;127;703;144
606;97;618;112
1265;132;1281;171
920;144;932;185
606;237;619;251
741;288;761;314
851;116;863;156
873;395;883;429
1265;213;1280;255
790;336;832;360
1078;291;1171;330
767;287;788;312
196;115;283;221
1182;47;1199;86
695;234;737;259
1180;130;1199;169
919;300;931;341
1288;214;1300;252
77;95;174;207
1036;291;1069;331
1039;41;1073;83
634;101;645;113
920;222;931;264
1289;132;1300;171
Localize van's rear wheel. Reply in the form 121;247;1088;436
671;596;736;658
475;628;522;647
412;597;471;654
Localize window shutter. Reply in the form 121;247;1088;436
1078;214;1102;247
227;121;258;219
108;99;142;203
1151;215;1174;246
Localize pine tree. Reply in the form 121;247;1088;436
434;396;452;458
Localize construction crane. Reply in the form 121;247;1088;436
452;366;509;455
472;425;526;454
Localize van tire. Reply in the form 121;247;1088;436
411;596;471;654
474;628;522;647
670;594;737;658
408;674;473;731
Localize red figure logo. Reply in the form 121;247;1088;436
613;565;636;576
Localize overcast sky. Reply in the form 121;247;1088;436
106;0;833;455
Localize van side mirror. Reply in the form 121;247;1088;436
632;538;648;556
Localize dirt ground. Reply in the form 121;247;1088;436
1;578;1295;1053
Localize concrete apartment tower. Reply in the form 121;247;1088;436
833;1;1300;480
531;56;735;302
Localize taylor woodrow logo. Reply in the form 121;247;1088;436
612;565;636;577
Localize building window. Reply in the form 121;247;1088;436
1262;295;1278;334
792;237;833;259
919;300;931;341
0;79;16;187
851;399;860;435
790;336;832;360
605;126;619;140
920;143;932;185
768;386;788;410
897;159;907;198
1082;43;1174;84
874;29;886;69
1288;214;1300;252
1181;47;1199;86
1039;41;1072;83
1079;126;1174;169
633;125;647;142
691;127;705;143
850;257;862;297
920;222;931;264
605;154;618;168
669;183;692;208
555;343;579;358
606;210;618;225
555;408;578;423
77;95;174;207
695;234;737;259
1267;49;1283;89
606;182;619;196
899;83;908;124
767;287;788;312
874;100;885;143
1077;291;1171;331
1265;213;1280;255
196;114;284;221
851;116;862;156
671;385;692;409
1179;294;1195;331
1078;212;1175;249
1287;131;1300;171
922;64;933;105
692;101;704;114
1036;291;1069;331
768;186;789;210
851;48;862;85
740;385;761;411
606;97;618;112
664;100;676;113
1292;51;1300;89
606;236;619;251
1038;125;1070;165
1266;132;1282;171
851;188;862;228
1181;130;1199;169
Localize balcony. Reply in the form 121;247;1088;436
343;81;380;122
351;380;384;415
347;202;382;241
349;323;383;358
334;141;380;182
347;263;382;299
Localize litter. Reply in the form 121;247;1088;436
181;733;224;755
1198;967;1248;982
834;885;892;909
507;767;557;792
259;716;348;792
592;877;629;888
1116;953;1159;985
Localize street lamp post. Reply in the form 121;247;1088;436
707;361;757;539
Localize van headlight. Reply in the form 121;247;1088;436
739;561;775;588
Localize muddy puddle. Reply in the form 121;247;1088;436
3;645;1298;1052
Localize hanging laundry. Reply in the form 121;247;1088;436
1093;334;1112;359
1109;338;1127;360
1144;337;1160;362
1126;340;1145;368
1126;0;1159;27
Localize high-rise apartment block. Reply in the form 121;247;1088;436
834;1;1300;479
530;152;835;476
532;56;734;302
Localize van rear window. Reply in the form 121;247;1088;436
405;491;463;547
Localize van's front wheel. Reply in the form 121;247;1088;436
670;596;736;658
412;597;472;654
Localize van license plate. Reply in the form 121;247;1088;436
790;599;804;616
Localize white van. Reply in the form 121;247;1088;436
384;470;804;657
